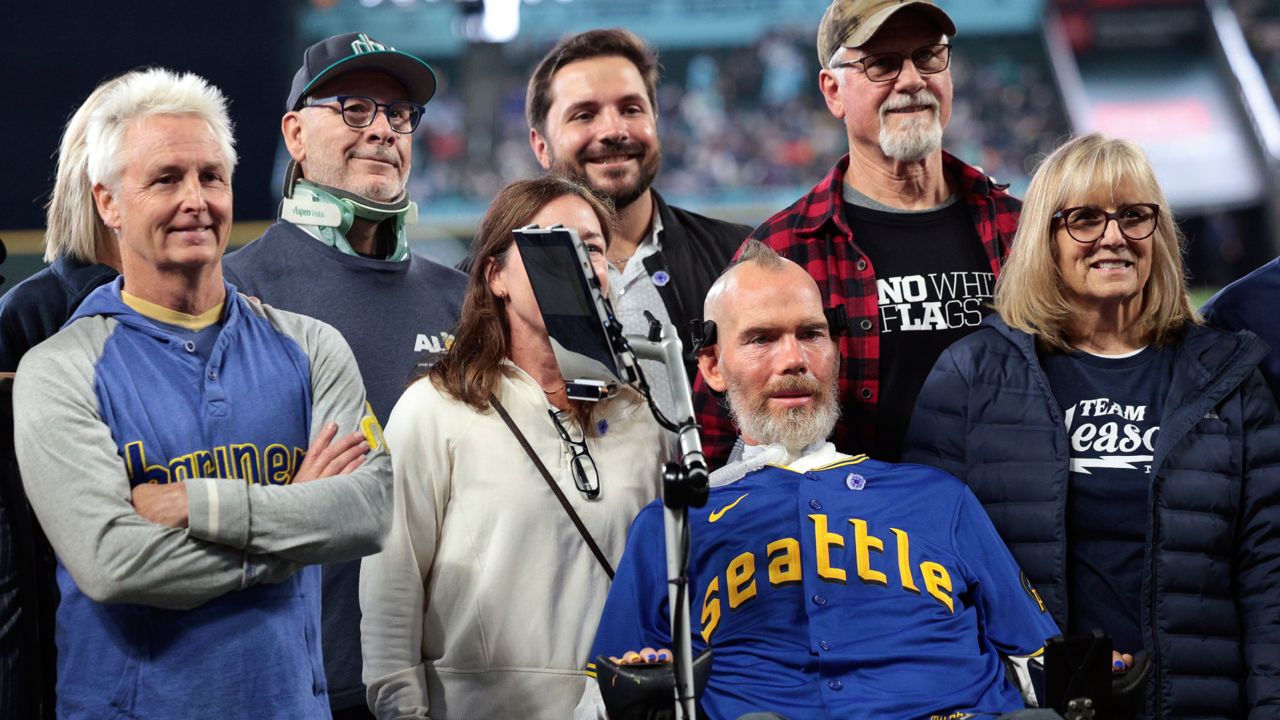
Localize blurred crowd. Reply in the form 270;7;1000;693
7;3;1280;716
405;30;1070;208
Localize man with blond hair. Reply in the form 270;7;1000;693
14;67;391;719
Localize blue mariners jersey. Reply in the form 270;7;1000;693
51;281;327;719
587;454;1058;720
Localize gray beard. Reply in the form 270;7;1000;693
879;114;943;163
726;378;841;454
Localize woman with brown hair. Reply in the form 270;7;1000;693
359;175;666;720
904;133;1280;716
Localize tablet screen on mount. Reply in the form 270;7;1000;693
513;225;624;385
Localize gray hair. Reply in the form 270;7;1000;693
43;75;128;262
85;68;237;195
734;239;783;269
703;240;785;321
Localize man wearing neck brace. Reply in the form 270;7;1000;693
576;241;1060;720
223;33;466;719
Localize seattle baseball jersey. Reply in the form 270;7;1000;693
13;279;391;720
586;449;1058;720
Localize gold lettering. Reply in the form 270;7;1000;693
263;444;293;485
809;514;846;583
123;441;171;484
766;538;801;586
193;449;216;477
124;443;306;487
921;561;954;613
727;552;757;609
849;518;888;586
360;403;385;451
700;577;721;642
1021;571;1047;613
169;452;197;482
230;443;261;483
891;528;919;594
214;446;231;477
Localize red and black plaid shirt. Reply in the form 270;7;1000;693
693;152;1021;467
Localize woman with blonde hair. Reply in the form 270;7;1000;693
360;175;666;719
0;73;129;718
904;133;1280;716
0;75;125;371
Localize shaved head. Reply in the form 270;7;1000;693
704;240;795;326
698;246;840;451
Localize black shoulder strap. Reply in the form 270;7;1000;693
489;394;615;579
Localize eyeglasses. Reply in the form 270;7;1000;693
304;95;424;134
831;43;951;83
1052;203;1160;244
549;411;600;500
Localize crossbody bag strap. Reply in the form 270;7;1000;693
490;394;615;579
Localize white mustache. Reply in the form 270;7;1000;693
879;90;940;118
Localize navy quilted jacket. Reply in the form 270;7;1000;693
903;314;1280;719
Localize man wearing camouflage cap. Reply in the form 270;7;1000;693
693;0;1021;469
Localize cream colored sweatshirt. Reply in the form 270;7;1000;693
360;365;666;719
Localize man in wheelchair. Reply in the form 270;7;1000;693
575;242;1065;720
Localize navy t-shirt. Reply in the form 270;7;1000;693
1042;345;1175;654
223;220;467;710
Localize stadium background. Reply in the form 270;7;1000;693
3;0;1278;304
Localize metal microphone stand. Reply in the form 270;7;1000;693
617;317;709;720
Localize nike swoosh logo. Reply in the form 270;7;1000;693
708;493;749;523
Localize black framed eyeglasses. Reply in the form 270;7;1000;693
549;411;600;500
304;95;424;134
831;43;951;83
1052;203;1160;244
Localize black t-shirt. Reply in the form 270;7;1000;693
844;199;994;461
1042;345;1175;656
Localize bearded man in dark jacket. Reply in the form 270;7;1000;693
526;28;751;419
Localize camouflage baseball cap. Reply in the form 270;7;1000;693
817;0;957;67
